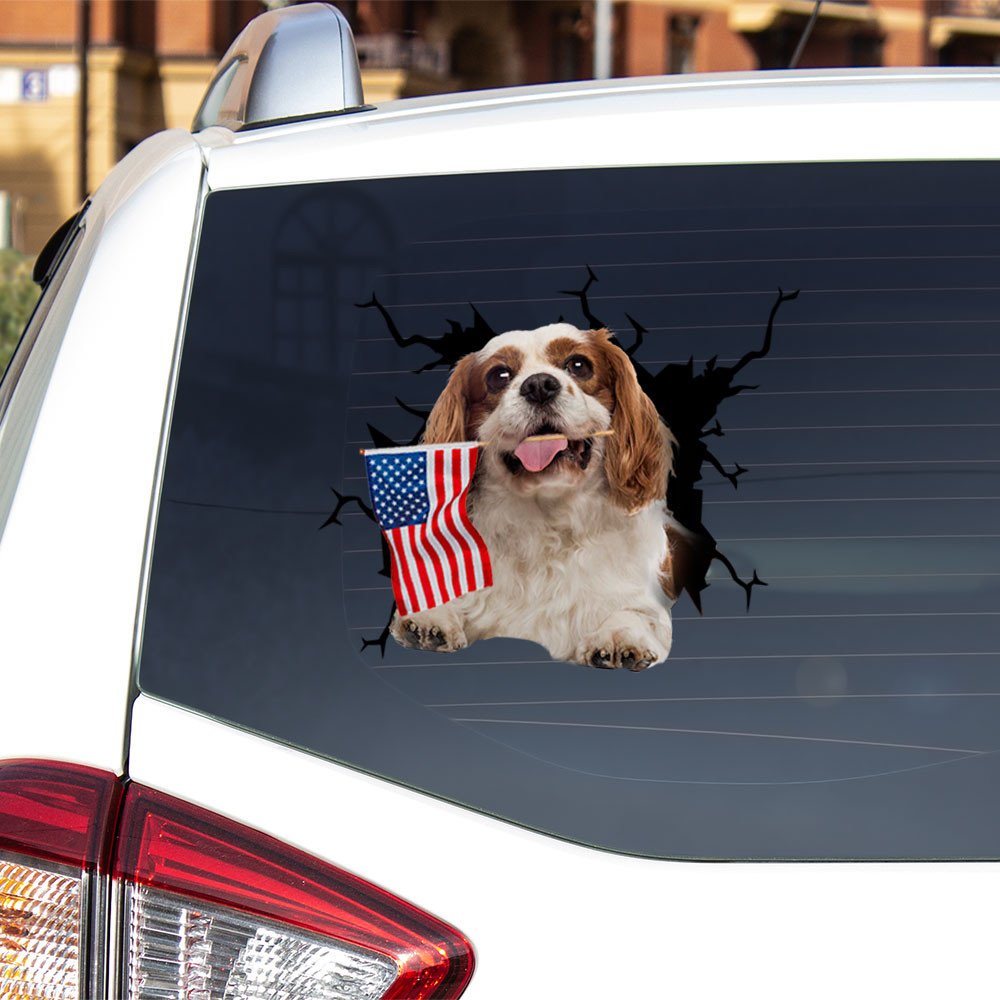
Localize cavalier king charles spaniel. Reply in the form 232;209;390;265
390;323;679;670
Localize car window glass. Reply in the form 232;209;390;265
141;162;1000;859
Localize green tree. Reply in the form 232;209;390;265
0;251;39;377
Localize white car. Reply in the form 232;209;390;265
3;4;1000;998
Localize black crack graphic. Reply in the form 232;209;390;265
319;487;374;529
360;602;396;656
357;293;497;373
563;265;645;356
328;270;799;649
645;287;800;610
319;488;393;586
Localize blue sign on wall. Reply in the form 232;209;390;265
21;70;48;102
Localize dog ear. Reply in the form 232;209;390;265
661;516;712;608
423;355;474;444
595;331;673;514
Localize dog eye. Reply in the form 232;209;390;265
486;366;512;392
565;355;593;379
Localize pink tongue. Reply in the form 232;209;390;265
513;437;568;472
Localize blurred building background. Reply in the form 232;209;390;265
3;0;1000;256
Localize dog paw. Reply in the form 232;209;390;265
620;647;658;672
584;643;659;671
391;609;467;653
589;647;614;669
577;610;671;671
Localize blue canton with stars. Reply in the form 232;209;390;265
365;450;431;530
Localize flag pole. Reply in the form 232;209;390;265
359;429;613;456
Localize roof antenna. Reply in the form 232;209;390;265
788;0;823;69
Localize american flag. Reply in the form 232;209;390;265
363;443;493;615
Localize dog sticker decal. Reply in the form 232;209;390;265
327;270;799;666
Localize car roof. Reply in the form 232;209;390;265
195;67;1000;192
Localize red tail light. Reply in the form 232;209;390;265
116;784;475;999
0;760;475;999
0;758;123;870
0;760;122;999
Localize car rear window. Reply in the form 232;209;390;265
139;161;1000;860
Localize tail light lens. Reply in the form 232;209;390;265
0;759;123;999
116;785;474;999
0;762;474;1000
0;857;83;998
126;885;398;1000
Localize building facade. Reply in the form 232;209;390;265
2;0;1000;254
0;0;263;252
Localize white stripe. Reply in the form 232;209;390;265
435;448;470;595
430;692;1000;708
411;523;444;608
422;453;454;603
442;490;473;594
386;531;415;614
449;446;485;589
397;526;428;611
449;718;982;756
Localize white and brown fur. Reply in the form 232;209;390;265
390;323;679;670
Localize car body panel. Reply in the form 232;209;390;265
201;69;1000;192
0;130;203;774
130;693;1000;1000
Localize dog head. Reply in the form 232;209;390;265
423;323;672;512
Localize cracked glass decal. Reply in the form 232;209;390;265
329;275;795;662
140;163;1000;859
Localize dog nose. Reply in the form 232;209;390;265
520;373;561;405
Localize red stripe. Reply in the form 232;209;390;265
434;448;464;597
452;453;479;591
409;523;438;611
458;505;491;588
440;501;468;593
399;526;430;611
386;530;415;615
419;449;454;604
417;521;451;606
439;450;470;594
478;528;493;587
